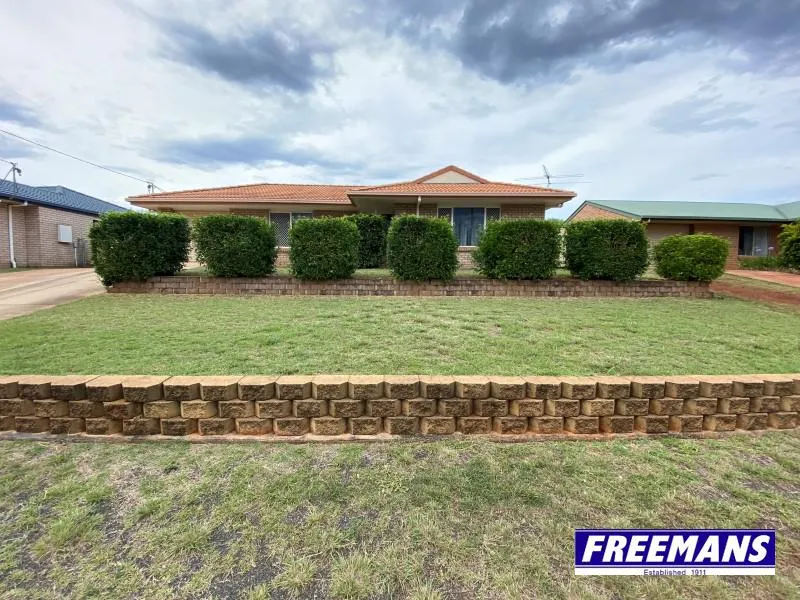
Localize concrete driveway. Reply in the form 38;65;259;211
0;268;104;320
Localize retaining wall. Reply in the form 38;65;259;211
1;374;798;441
108;276;711;298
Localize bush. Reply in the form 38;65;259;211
653;234;728;282
192;215;277;277
779;222;800;270
738;255;781;271
564;220;649;281
89;212;190;286
473;219;561;279
387;216;459;281
289;217;360;280
345;214;389;268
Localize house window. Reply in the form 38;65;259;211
271;212;312;246
453;208;490;246
738;226;770;256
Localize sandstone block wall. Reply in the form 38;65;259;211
1;374;798;440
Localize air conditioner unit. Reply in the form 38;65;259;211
57;224;73;243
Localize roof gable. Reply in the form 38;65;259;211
413;165;489;184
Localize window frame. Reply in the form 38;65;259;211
270;212;313;247
738;225;771;257
436;206;501;247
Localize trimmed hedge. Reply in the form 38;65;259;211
564;220;649;281
289;217;360;280
387;216;459;281
738;256;781;271
192;215;277;277
473;219;561;279
345;214;389;268
653;234;728;282
779;222;800;270
89;212;190;286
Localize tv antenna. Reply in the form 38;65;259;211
517;165;589;187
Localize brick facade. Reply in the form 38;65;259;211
569;204;632;222
499;204;546;220
1;202;96;268
1;374;797;440
109;275;711;298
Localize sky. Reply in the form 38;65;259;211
0;0;798;218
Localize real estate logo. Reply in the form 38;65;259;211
574;529;775;576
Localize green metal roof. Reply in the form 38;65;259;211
575;200;799;222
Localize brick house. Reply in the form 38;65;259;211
1;179;126;268
128;166;576;267
567;200;800;270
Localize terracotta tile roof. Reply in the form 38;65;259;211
128;165;576;206
348;181;575;196
130;183;356;205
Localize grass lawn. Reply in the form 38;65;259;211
0;294;799;375
1;434;798;599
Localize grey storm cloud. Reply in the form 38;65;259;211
159;20;334;92
374;0;800;83
155;135;351;170
651;95;758;134
0;99;42;128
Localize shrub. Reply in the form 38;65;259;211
473;219;561;279
738;255;782;271
89;212;190;286
345;214;389;268
289;217;360;280
564;220;649;281
192;215;277;277
387;216;459;281
779;222;800;270
653;234;728;282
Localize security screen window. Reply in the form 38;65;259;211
738;226;770;256
441;207;500;246
271;212;313;247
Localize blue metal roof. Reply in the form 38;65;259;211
0;180;126;216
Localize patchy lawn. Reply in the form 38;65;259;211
0;435;798;599
0;294;799;375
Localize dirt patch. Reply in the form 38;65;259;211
710;281;800;306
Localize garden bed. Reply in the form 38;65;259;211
109;275;710;298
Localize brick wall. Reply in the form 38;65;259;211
109;275;711;298
569;204;633;222
1;374;797;440
393;203;438;217
0;203;95;268
692;223;741;270
499;204;546;219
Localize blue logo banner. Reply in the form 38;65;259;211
575;529;775;575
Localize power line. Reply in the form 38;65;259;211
0;128;163;191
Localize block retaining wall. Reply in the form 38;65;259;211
1;374;798;441
108;276;711;298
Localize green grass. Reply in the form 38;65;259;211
0;294;799;375
1;435;798;599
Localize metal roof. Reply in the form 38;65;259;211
0;180;126;216
573;200;799;222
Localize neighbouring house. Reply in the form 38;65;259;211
128;165;576;267
567;200;800;270
1;179;126;268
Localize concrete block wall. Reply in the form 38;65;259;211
1;374;798;440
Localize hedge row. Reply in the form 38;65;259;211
90;212;190;286
91;213;735;285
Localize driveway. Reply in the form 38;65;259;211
0;268;104;320
726;269;800;288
